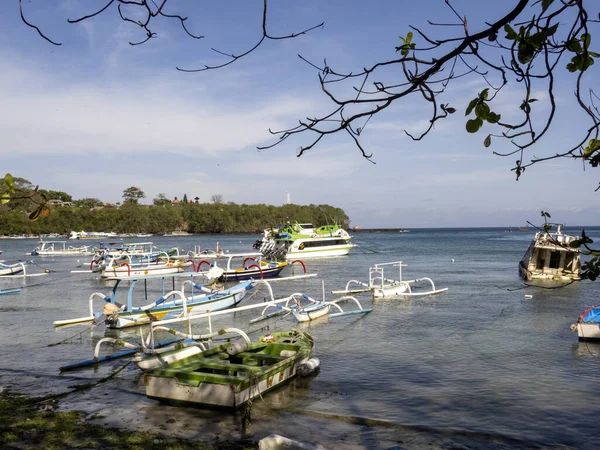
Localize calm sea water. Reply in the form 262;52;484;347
1;228;599;449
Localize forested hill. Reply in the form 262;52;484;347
0;202;350;236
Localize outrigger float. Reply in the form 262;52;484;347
332;261;448;298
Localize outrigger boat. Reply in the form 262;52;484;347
144;330;317;409
253;222;356;260
0;260;49;278
332;261;448;298
53;269;252;329
250;281;372;324
92;252;191;278
0;260;28;276
519;223;581;284
59;281;329;373
31;240;94;256
188;250;312;282
570;305;600;341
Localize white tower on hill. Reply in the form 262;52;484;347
285;191;291;205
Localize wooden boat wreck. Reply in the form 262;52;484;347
518;224;581;284
332;261;448;298
144;330;317;409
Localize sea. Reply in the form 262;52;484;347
1;227;599;450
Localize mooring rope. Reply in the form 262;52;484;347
47;317;107;347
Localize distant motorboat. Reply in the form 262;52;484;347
31;240;94;256
254;222;356;259
69;231;118;240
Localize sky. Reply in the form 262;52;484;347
1;1;599;228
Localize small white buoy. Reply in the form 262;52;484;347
451;258;455;263
524;294;533;299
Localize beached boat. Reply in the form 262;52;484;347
254;222;356;259
518;224;581;284
54;271;252;329
332;261;448;298
570;305;600;340
31;240;94;256
144;330;316;409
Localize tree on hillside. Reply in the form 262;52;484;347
122;186;146;205
75;198;104;209
153;193;172;206
19;0;600;184
211;194;224;204
37;189;73;203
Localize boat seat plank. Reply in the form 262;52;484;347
233;352;289;362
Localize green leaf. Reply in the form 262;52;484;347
504;24;517;40
445;107;456;114
484;135;491;147
0;193;9;205
479;88;489;101
466;118;483;133
541;0;554;12
3;173;14;190
465;98;478;116
486;112;501;124
475;102;491;119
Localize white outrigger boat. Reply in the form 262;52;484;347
250;281;372;324
332;261;448;298
59;281;325;378
53;268;252;329
31;240;94;256
0;260;49;278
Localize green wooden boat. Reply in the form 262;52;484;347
144;330;316;409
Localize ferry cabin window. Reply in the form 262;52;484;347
302;239;347;248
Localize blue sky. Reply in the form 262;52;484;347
1;1;599;228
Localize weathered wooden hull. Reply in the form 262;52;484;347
144;331;314;409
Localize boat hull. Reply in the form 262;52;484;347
146;361;298;408
293;303;330;322
575;323;600;340
0;265;25;276
220;265;284;282
100;264;189;278
106;283;251;328
144;331;314;409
